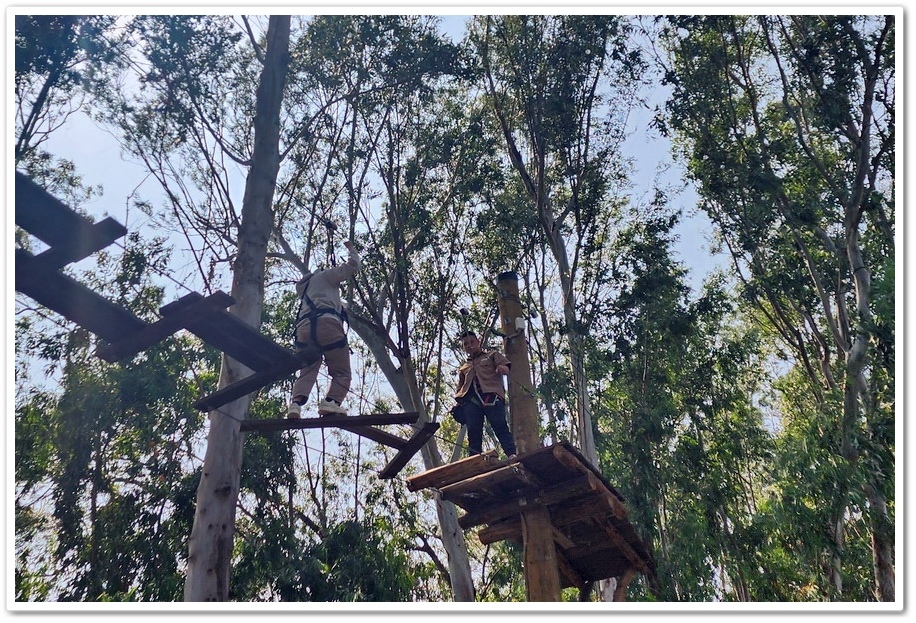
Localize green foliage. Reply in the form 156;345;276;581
658;14;895;601
15;238;210;601
14;13;895;605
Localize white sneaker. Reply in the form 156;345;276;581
287;401;302;419
317;398;347;416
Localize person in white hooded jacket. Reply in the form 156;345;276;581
287;240;360;418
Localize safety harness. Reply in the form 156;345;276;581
293;274;349;352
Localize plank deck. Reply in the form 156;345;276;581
15;173;437;483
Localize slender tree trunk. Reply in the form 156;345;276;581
348;314;476;601
866;483;895;601
183;16;290;601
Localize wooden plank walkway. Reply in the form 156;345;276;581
97;291;237;362
15;171;128;271
240;412;438;479
15;173;320;411
16;248;149;344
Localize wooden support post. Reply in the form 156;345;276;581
612;567;637;602
496;271;561;601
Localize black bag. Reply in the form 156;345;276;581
450;402;467;425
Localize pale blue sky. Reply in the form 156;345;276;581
33;12;725;297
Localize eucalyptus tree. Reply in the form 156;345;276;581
100;13;491;601
91;13;293;600
192;15;289;602
469;15;646;468
658;15;895;601
593;208;778;601
287;14;492;601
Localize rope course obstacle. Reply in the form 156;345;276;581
14;172;436;479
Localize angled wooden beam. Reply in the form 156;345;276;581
552;444;628;519
96;291;236;362
590;517;650;574
192;346;320;411
337;424;408;450
612;567;638;602
378;422;440;480
555;547;585;589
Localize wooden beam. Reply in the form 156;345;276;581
162;297;303;372
498;271;560;601
405;450;501;492
193;347;319;411
30;217;128;271
96;291;236;362
520;504;561;601
478;517;522;545
338;424;408;450
549;493;625;528
552;444;628;519
590;517;650;574
378;423;439;480
439;463;535;503
16;248;148;343
240;412;421;432
552;526;576;550
15;171;127;254
612;567;638;602
555;547;585;589
458;472;600;529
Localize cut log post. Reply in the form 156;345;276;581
497;270;560;601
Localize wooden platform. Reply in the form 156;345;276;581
406;442;654;588
241;412;439;480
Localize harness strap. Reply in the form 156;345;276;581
292;284;349;353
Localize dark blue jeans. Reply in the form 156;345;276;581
456;398;516;457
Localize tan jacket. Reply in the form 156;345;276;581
454;350;510;402
296;247;360;317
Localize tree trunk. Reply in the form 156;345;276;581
183;16;290;601
348;313;476;601
866;483;895;601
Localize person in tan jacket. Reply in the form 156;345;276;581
453;330;517;458
287;240;360;418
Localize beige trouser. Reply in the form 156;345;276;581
291;315;351;405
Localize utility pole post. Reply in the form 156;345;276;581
496;271;561;601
